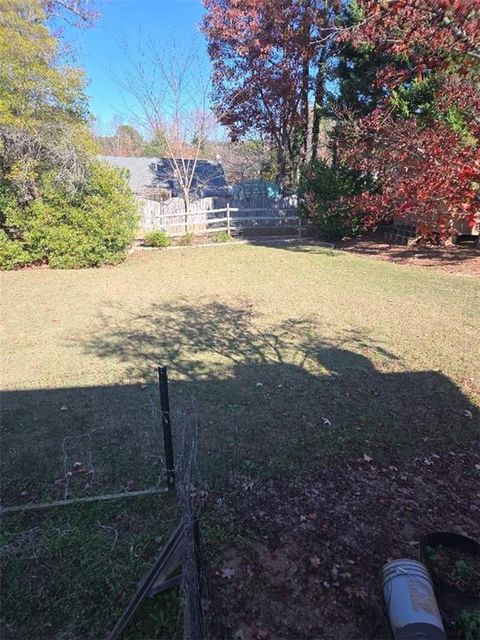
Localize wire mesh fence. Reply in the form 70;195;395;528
1;381;170;510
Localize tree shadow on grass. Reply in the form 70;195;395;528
1;300;478;504
244;236;338;256
245;235;480;273
76;298;480;472
338;233;480;272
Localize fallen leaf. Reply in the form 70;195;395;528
363;453;373;462
463;410;473;419
221;567;235;580
60;405;68;411
322;417;332;427
310;556;321;569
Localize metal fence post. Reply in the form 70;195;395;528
298;214;302;239
227;202;231;237
158;366;175;491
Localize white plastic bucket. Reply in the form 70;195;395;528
382;559;445;640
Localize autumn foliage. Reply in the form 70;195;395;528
338;0;480;240
341;114;480;238
202;0;339;185
204;0;480;241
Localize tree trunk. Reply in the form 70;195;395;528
301;58;310;162
276;144;288;189
331;122;338;169
183;188;190;233
311;50;326;163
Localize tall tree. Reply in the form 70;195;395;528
202;0;339;187
0;0;91;204
0;0;138;270
326;1;388;118
116;38;224;210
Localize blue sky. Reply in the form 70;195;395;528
65;0;209;133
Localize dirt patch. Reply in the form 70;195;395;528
205;451;480;639
338;234;480;276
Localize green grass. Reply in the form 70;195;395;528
1;241;479;637
0;494;180;640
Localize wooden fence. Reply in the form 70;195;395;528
139;197;217;235
137;196;304;237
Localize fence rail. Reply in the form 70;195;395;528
138;197;305;237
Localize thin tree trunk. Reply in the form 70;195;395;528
277;144;288;189
301;58;309;161
311;49;326;163
183;188;190;233
331;121;338;168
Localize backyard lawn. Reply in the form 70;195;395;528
1;241;479;639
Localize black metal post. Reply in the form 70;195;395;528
158;366;175;491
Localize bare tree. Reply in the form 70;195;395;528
206;138;276;185
42;0;98;26
116;38;225;211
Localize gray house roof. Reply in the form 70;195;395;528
100;156;158;193
99;156;228;197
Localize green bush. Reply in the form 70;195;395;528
311;205;365;242
0;162;139;269
300;160;372;241
178;232;195;246
460;611;480;640
213;230;231;243
0;231;31;270
144;230;170;248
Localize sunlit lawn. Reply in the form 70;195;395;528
1;241;479;638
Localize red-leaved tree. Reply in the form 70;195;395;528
338;0;480;241
202;0;339;186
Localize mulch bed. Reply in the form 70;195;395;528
338;234;480;277
204;451;480;640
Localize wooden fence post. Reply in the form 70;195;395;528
298;214;302;239
227;203;231;237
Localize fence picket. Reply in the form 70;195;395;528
137;196;306;237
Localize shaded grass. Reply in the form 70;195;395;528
0;494;180;640
2;243;478;495
1;242;479;637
